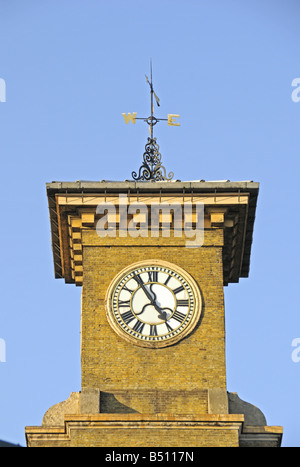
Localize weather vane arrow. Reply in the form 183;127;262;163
122;61;180;181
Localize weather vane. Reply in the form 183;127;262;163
122;61;180;181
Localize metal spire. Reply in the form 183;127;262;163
122;61;180;181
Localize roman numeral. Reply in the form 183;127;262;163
173;285;184;295
177;299;189;307
164;275;171;286
132;319;145;334
118;299;131;307
165;321;173;332
133;273;144;286
149;324;158;336
122;284;135;293
172;310;186;323
148;270;158;282
121;310;135;325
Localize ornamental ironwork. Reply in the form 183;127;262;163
132;137;174;182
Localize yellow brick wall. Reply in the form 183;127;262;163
99;388;208;414
70;426;239;447
80;228;227;413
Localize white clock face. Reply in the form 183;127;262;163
106;261;202;348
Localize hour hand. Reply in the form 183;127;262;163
153;304;173;321
140;293;168;321
156;309;167;321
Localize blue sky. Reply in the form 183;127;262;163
0;0;299;447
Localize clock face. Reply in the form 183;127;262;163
106;260;202;348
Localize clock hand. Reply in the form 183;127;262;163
134;278;165;318
149;284;167;319
155;306;174;321
132;273;155;303
135;289;157;316
149;284;172;321
137;300;168;321
133;277;172;321
140;282;156;303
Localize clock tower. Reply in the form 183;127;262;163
25;179;282;447
25;70;282;447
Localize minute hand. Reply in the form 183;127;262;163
138;281;156;303
136;281;167;320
